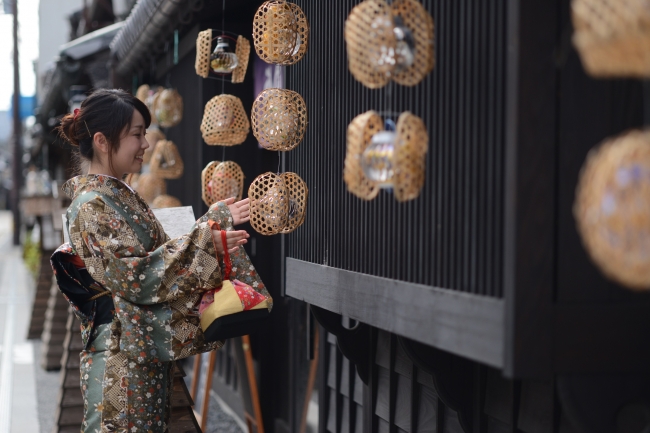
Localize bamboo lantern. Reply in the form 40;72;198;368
136;85;161;126
574;129;650;290
195;30;251;83
252;88;307;151
201;161;245;206
136;84;150;103
344;111;383;200
233;35;251;83
152;89;183;128
152;195;182;209
249;172;289;235
280;172;308;233
344;111;428;202
195;29;212;78
144;129;166;164
200;95;250;146
345;0;434;88
253;1;309;65
135;173;167;204
149;140;184;179
572;0;650;77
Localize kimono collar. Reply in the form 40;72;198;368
62;174;136;201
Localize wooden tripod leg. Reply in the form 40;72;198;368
300;329;320;433
242;335;265;433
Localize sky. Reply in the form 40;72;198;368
0;0;40;111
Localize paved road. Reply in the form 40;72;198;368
0;211;40;433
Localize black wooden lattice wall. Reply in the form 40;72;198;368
286;0;507;297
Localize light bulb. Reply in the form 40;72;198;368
210;37;239;73
361;130;396;187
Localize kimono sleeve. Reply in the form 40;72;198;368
67;197;232;305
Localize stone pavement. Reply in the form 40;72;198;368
0;211;40;433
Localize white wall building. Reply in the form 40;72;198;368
36;0;81;98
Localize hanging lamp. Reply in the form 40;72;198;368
345;0;434;88
195;29;251;83
149;140;184;179
200;94;250;146
574;129;650;290
344;110;428;202
251;88;307;151
201;160;245;206
253;0;309;65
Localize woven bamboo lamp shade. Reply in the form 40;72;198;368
201;161;245;206
280;172;308;234
572;0;650;77
152;195;182;209
344;111;383;200
195;29;212;78
345;111;428;202
252;88;307;151
136;84;150;103
233;35;251;83
249;172;289;235
253;1;309;65
135;173;167;204
149;140;184;179
152;89;183;128
143;129;166;164
574;130;650;290
393;111;428;201
201;95;250;146
195;30;251;83
136;85;161;126
345;0;434;88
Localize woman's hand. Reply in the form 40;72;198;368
221;197;250;226
212;229;249;255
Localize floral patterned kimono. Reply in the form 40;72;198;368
50;174;270;433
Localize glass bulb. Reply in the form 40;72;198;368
361;131;396;187
367;15;416;76
210;37;239;73
392;16;415;73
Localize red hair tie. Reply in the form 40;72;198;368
73;108;80;119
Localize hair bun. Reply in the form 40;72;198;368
58;113;80;147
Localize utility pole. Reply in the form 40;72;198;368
11;0;21;245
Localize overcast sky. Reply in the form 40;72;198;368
0;0;40;111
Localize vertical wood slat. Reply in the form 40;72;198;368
286;0;507;298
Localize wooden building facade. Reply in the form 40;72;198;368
35;0;650;432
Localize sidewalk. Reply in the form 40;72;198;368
0;211;40;433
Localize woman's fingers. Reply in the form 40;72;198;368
224;230;249;249
221;197;236;206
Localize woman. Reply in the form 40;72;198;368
50;89;270;432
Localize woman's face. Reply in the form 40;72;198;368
111;110;149;178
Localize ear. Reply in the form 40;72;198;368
93;133;110;155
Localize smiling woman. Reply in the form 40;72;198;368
50;88;271;432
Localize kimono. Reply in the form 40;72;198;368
50;174;271;433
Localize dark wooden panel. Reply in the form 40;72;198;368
286;258;505;368
503;0;558;378
286;0;507;298
554;305;650;373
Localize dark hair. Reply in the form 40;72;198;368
58;89;152;175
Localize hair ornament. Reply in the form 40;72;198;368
73;108;80;119
84;121;92;137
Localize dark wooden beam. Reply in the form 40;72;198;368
285;258;505;368
503;0;558;378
